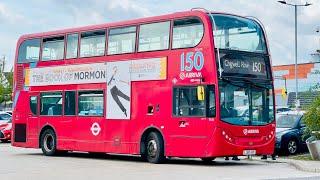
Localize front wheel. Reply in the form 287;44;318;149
144;132;165;164
40;129;58;156
286;139;298;155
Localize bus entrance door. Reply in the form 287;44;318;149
168;87;209;157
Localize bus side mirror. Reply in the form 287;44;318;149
197;86;205;101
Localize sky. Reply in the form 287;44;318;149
0;0;319;71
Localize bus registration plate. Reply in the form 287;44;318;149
243;150;256;155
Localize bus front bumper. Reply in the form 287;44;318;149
203;127;275;157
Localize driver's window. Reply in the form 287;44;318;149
173;86;206;117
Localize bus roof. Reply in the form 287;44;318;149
19;10;209;40
18;10;254;41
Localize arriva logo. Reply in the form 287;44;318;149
243;129;260;135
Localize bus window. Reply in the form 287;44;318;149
40;92;62;116
173;87;206;117
64;91;76;115
42;36;65;61
18;39;40;63
78;91;104;116
80;30;106;57
138;21;170;52
30;96;38;115
172;18;204;49
108;26;136;55
66;34;79;59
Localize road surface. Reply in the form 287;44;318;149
0;143;319;180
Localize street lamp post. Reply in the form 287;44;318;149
278;0;312;108
317;27;320;53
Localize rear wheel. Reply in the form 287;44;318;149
286;139;298;155
144;132;165;164
40;129;58;156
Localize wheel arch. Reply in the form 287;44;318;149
140;126;165;155
38;124;56;148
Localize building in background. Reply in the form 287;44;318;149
273;62;320;108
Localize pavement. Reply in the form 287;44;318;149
250;156;320;173
1;143;320;180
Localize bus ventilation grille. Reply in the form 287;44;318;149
14;124;27;142
16;65;24;91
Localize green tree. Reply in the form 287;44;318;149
303;96;320;140
0;70;13;105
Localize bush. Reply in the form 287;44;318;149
303;96;320;140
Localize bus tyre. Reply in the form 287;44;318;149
145;132;165;164
40;129;58;156
286;139;298;155
201;157;216;163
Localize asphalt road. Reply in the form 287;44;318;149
0;143;319;180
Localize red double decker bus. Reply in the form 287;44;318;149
12;9;275;163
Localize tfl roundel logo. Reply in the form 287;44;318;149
90;122;101;136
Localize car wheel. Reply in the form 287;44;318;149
40;129;58;156
287;139;298;155
145;132;165;164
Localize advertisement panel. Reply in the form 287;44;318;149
106;61;131;119
25;63;107;86
25;57;167;87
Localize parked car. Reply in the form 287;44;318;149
5;111;12;116
275;111;307;155
0;112;12;143
276;106;291;113
0;119;12;143
0;112;11;122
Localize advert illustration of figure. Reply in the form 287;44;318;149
107;66;130;117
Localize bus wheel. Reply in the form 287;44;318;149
40;129;57;156
201;157;216;163
145;132;165;164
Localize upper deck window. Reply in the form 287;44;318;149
108;26;136;55
80;30;106;57
18;39;40;63
172;18;204;49
42;36;65;61
212;14;267;53
138;21;170;52
66;33;79;59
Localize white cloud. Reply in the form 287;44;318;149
0;3;25;24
